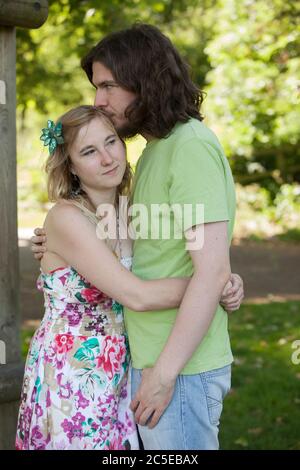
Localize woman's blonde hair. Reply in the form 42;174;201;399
45;105;132;213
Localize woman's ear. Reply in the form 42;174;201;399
66;157;76;176
70;165;77;177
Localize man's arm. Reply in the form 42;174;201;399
30;226;244;310
130;221;231;428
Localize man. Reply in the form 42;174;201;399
32;24;243;450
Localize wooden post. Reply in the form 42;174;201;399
0;0;48;29
0;0;48;450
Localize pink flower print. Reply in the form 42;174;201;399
30;425;47;450
96;336;127;380
36;275;43;292
61;413;85;444
72;412;85;427
108;433;125;450
54;334;74;354
120;380;129;399
35;404;43;418
91;422;99;431
15;436;23;450
64;304;82;326
74;389;89;410
81;287;106;304
57;373;73;399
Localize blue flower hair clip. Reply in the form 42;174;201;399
40;120;64;155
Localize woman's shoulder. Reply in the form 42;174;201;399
44;199;87;231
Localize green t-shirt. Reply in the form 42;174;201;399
124;118;236;374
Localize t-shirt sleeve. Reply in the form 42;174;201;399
169;138;229;232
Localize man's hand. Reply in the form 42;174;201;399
220;273;244;312
130;367;176;429
31;227;47;260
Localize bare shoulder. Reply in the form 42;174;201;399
44;199;89;233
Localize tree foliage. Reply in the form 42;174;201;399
204;0;300;192
16;0;209;118
16;0;300;194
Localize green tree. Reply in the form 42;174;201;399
16;0;210;121
204;0;300;193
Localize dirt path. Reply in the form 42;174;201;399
19;238;300;328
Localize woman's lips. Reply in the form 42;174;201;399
102;166;118;176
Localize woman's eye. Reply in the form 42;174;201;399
107;139;116;145
83;149;95;156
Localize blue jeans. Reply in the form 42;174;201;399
131;364;231;450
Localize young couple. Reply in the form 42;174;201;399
17;24;244;450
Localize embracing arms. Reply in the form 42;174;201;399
42;203;190;312
31;220;244;312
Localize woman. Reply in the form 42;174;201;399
18;105;243;450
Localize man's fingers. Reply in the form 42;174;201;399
138;408;154;427
130;397;139;413
34;227;45;236
148;409;163;429
134;402;146;423
31;244;46;253
31;235;46;244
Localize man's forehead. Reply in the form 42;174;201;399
92;61;114;83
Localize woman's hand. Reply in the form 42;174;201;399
30;227;47;260
220;273;244;312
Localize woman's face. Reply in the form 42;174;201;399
69;117;126;193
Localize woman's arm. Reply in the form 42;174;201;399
32;220;245;312
45;203;189;312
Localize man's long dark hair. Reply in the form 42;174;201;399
81;24;205;139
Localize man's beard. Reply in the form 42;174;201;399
115;119;141;140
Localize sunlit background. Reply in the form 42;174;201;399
17;0;300;450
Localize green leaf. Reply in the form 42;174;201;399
74;346;95;363
82;338;99;350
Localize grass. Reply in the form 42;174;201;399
220;300;300;450
238;229;300;244
277;228;300;243
21;300;300;450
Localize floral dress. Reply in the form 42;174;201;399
16;257;139;450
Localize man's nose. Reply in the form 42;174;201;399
94;89;108;108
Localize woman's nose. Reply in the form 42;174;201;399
100;150;114;166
